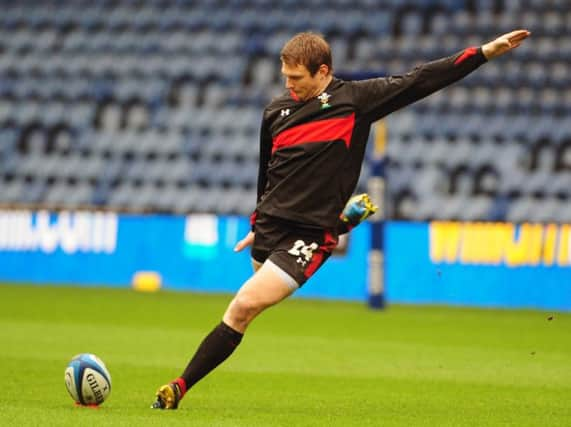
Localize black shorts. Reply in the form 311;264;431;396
251;214;339;286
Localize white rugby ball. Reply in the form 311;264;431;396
64;353;112;406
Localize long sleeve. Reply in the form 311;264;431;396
350;47;487;122
250;112;273;229
256;114;272;204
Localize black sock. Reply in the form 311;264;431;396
180;321;243;391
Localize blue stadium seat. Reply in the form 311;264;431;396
0;0;566;220
0;178;27;203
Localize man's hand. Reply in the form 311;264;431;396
341;193;378;227
482;29;530;60
234;231;255;252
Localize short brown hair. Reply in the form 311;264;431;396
280;32;333;76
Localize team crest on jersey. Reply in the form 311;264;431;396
318;92;331;109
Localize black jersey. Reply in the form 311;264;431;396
253;47;487;229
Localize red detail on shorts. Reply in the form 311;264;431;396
454;47;478;65
290;89;300;101
250;211;257;226
272;113;355;154
304;230;338;278
323;230;338;250
305;252;324;278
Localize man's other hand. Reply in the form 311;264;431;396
234;231;255;252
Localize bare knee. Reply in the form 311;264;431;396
223;263;296;332
223;293;266;332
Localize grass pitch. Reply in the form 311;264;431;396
1;283;570;427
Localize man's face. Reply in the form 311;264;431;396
281;62;326;101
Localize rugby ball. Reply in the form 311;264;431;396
64;353;112;406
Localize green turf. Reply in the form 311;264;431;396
1;283;570;426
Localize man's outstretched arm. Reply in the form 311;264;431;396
351;29;531;121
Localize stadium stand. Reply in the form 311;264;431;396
0;0;568;221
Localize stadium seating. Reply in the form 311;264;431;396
0;0;568;222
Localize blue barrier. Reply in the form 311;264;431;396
385;221;571;311
0;210;370;300
1;210;569;310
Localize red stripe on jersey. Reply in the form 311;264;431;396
272;113;355;154
304;230;338;278
454;47;478;65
